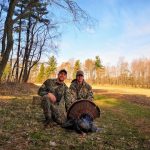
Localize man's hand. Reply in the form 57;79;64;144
47;93;56;103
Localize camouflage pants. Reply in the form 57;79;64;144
41;95;66;125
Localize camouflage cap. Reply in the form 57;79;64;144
76;70;84;76
58;69;67;75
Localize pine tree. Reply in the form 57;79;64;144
95;56;104;82
73;60;81;79
95;56;103;69
45;56;57;79
36;63;45;83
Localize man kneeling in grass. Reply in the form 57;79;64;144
38;69;73;127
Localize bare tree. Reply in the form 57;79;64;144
0;0;91;83
84;59;95;82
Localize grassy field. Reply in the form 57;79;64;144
93;85;150;97
0;83;150;150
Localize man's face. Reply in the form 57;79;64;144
58;72;67;82
76;75;84;83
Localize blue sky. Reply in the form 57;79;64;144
54;0;150;66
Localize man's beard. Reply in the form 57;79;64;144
58;77;64;82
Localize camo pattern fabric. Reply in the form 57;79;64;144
38;79;73;124
69;79;94;101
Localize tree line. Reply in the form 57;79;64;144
0;0;89;83
17;56;149;88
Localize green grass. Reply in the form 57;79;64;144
0;94;150;150
95;94;150;148
93;85;150;97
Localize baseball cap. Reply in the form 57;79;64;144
76;70;84;76
58;69;67;75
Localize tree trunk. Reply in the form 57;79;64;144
0;0;17;82
15;7;23;82
21;16;31;82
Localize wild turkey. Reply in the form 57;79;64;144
62;100;100;133
67;99;100;120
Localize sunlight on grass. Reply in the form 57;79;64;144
94;93;150;139
0;96;16;100
95;98;120;107
92;85;150;97
0;95;35;102
94;94;121;107
94;94;150;119
117;101;150;119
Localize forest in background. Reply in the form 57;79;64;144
34;56;150;88
3;55;149;88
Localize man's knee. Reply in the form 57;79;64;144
52;111;66;125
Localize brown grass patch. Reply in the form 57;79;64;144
0;82;38;97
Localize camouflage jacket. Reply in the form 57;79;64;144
38;79;73;111
69;79;94;101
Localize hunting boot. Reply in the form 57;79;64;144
44;116;54;127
